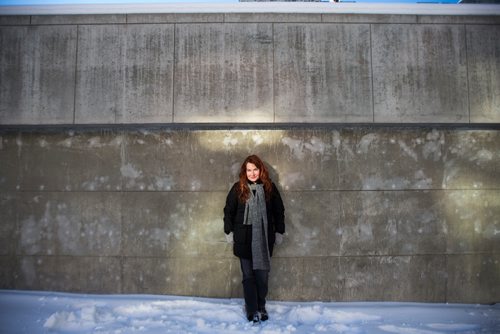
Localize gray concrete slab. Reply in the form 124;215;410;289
31;14;125;25
268;257;305;301
0;15;30;25
335;128;446;191
75;24;174;123
224;13;321;23
445;190;500;254
16;192;122;256
301;257;342;301
0;193;17;256
15;256;122;293
417;15;500;24
17;131;122;192
321;14;416;23
0;134;21;191
173;23;274;123
274;24;372;123
279;191;341;257
121;191;226;258
127;13;224;24
123;257;232;297
0;25;77;124
372;24;468;123
446;254;500;304
339;191;447;256
339;255;447;302
443;130;500;189
0;256;14;288
271;129;337;190
467;25;500;123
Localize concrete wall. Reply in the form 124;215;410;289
1;13;500;124
1;12;499;303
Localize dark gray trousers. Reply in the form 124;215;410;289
240;257;269;314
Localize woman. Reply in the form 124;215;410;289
224;155;285;323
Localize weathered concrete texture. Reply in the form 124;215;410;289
121;192;227;258
446;254;500;304
0;193;17;255
31;14;126;25
15;256;122;293
0;25;77;124
0;15;30;25
16;192;122;256
339;191;447;256
274;24;372;122
75;24;174;124
16;131;122;192
372;24;468;123
0;128;499;302
122;257;233;297
340;255;447;302
0;256;15;288
127;13;224;24
174;24;274;123
467;25;500;123
321;14;417;24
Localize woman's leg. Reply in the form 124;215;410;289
240;258;258;319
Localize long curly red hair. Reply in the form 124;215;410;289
237;155;273;203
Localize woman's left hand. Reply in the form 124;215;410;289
275;233;284;245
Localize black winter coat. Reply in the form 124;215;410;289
224;181;285;259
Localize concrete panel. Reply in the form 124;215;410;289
0;133;21;190
224;13;321;23
0;193;17;255
340;255;447;302
418;15;500;24
321;14;416;23
75;25;125;123
16;192;122;256
279;191;341;257
274;24;372;123
445;190;500;254
271;129;337;190
372;24;468;123
174;24;274;123
122;257;232;297
339;191;447;256
467;25;500;123
118;24;174;123
446;254;500;304
0;26;76;124
301;257;342;301
31;14;126;25
122;192;227;258
268;257;305;301
0;256;14;288
17;131;122;192
15;256;122;293
443;130;500;189
121;130;246;191
127;13;224;23
0;16;30;25
336;128;446;191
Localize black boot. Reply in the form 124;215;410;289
247;311;260;323
259;306;268;321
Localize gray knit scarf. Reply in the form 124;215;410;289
243;183;270;271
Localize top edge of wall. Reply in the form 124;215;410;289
1;3;500;16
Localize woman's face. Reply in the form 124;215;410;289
246;162;260;183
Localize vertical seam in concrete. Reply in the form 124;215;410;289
444;254;448;303
120;25;127;124
73;25;79;125
172;24;176;123
464;24;471;124
369;24;375;123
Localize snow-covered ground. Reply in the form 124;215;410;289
0;290;499;334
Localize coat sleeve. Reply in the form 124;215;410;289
223;183;238;235
271;183;285;234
